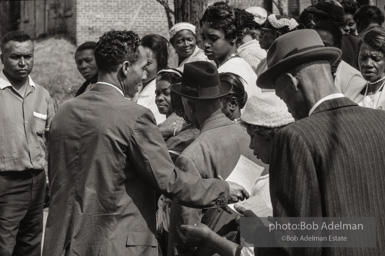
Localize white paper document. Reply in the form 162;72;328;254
225;155;266;214
226;155;264;193
235;193;273;217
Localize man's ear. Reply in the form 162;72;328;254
285;73;299;91
121;61;131;77
229;96;238;111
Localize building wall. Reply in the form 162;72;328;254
0;2;11;39
18;0;76;41
224;0;264;8
75;0;172;45
45;0;76;42
19;1;38;38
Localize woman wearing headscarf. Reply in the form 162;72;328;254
167;22;212;71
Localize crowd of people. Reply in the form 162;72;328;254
1;0;385;255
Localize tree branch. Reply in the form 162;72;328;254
156;0;175;15
272;0;284;15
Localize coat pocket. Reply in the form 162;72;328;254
126;231;157;247
33;111;47;135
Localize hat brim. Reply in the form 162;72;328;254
257;47;341;89
170;82;232;100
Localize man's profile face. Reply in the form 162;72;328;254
181;97;198;127
75;49;98;81
124;46;148;98
1;40;34;81
273;74;307;120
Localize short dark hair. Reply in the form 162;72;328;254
246;123;284;141
200;2;237;42
220;72;248;109
234;8;259;44
141;34;169;72
341;0;359;15
354;5;384;33
75;41;97;55
1;30;32;52
359;27;385;55
314;20;343;49
94;30;140;73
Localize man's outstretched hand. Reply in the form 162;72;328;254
226;181;249;203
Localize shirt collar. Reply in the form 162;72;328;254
309;93;345;116
96;81;124;96
0;71;35;89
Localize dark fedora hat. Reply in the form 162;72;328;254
305;1;345;24
257;29;341;89
171;61;232;99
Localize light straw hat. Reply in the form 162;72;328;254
241;92;294;127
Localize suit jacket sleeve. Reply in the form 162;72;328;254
170;155;204;255
255;128;323;256
128;109;229;209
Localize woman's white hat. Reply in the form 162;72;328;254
169;22;196;39
241;92;294;127
245;6;268;25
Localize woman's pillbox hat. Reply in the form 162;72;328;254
241;92;294;127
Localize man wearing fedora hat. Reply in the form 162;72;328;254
168;61;261;256
256;29;385;255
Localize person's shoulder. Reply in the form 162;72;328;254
190;47;212;63
32;81;51;97
219;57;255;76
338;60;362;75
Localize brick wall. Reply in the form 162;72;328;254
207;0;302;16
76;0;172;45
224;0;265;9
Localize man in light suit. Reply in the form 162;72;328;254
43;30;248;256
255;29;385;255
